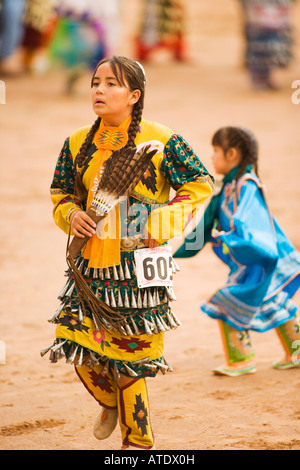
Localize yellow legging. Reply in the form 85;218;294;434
75;363;154;449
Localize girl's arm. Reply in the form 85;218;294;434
212;179;279;266
145;134;214;244
50;138;84;235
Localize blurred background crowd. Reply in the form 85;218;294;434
0;0;297;92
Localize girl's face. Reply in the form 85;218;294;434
91;62;140;127
211;145;238;176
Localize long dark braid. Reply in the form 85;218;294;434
74;56;146;202
212;126;259;181
74;116;101;202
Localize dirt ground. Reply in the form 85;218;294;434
0;0;300;452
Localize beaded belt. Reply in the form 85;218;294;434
120;236;147;251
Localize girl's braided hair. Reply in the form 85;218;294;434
212;126;259;181
74;56;146;202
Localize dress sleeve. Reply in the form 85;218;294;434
212;179;279;267
146;134;214;243
50;138;83;234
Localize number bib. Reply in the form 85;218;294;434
134;246;173;288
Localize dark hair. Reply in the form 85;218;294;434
74;56;146;202
212;126;259;181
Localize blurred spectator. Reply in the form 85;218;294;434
240;0;295;90
22;0;57;74
48;0;120;93
135;0;187;62
0;0;26;76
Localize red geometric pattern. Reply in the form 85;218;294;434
110;336;151;353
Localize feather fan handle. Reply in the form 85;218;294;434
67;145;158;259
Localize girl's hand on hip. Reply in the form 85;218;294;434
70;210;97;238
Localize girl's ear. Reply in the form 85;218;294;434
226;147;241;165
129;89;141;106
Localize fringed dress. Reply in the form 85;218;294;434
42;118;214;380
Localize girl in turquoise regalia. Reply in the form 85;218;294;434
174;126;300;376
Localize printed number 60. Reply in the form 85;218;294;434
143;256;172;280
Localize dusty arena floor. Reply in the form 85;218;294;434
0;0;300;452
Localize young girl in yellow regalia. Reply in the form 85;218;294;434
42;56;214;450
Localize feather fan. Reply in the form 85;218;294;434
68;144;157;258
65;144;158;332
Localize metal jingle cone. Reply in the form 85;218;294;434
66;281;75;298
162;356;173;372
93;268;99;279
58;280;70;300
162;288;168;303
48;303;64;323
165;309;177;329
119;263;125;281
131;318;141;335
170;309;182;326
123;362;138;377
124;289;130;308
142;363;158;372
117;289;123;308
49;350;58;363
147;289;154;308
84;266;91;277
132;260;136;275
78;304;84;323
131;356;150;366
66;344;78;364
155;315;166;333
89;350;100;366
118;324;128;335
104;267;111;279
153;360;169;375
142;290;148;308
137;289;143;308
78;258;85;273
124;259;131;279
124;321;134;336
149;318;158;334
101;359;110;375
158;313;170;331
51;339;68;353
112;265;119;280
131;288;137;308
58;346;66;360
104;288;110;306
143;317;153;336
110;289;117;308
99;268;104;280
83;355;94;369
165;286;176;301
153;288;159;306
113;362;121;381
77;346;84;367
40;344;54;357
